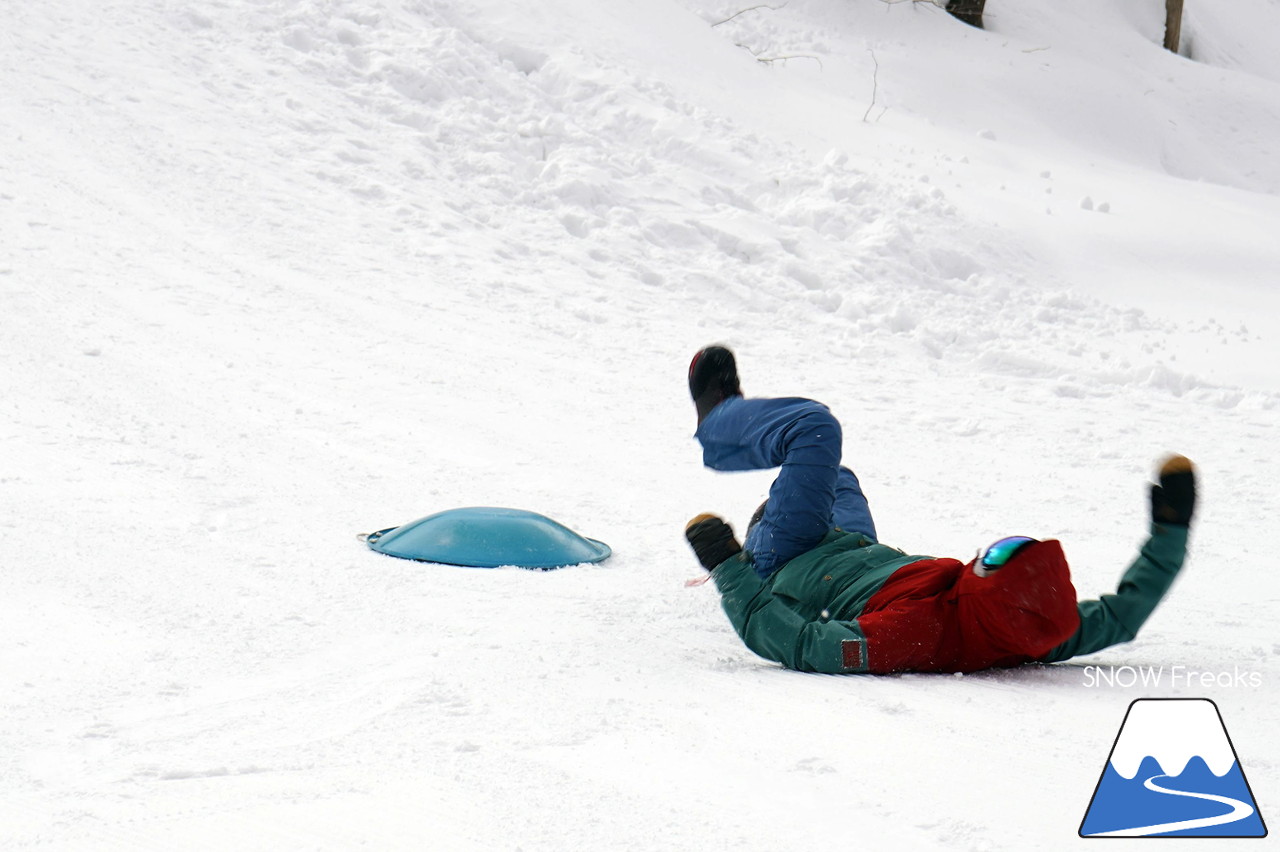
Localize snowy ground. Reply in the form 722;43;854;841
3;0;1278;849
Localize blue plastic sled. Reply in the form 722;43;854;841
362;507;611;569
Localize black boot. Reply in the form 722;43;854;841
688;345;741;425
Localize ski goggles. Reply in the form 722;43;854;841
980;535;1038;569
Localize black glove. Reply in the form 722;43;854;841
1150;455;1196;527
684;514;742;571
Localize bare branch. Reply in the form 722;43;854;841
753;53;823;69
712;2;789;28
862;49;880;122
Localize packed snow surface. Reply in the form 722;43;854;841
3;0;1278;849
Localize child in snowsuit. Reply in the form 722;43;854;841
684;345;1195;675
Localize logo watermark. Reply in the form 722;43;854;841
1083;664;1262;689
1080;698;1267;837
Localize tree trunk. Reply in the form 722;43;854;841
1164;0;1184;52
946;0;986;30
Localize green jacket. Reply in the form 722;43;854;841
712;524;1189;674
1039;524;1189;662
712;530;929;673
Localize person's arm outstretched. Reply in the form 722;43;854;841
1040;455;1196;663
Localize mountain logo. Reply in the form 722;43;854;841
1080;698;1267;837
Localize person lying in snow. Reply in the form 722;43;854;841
684;345;1195;675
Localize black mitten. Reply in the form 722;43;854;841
684;514;743;571
1150;455;1196;527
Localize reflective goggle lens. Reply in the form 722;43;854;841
980;535;1038;568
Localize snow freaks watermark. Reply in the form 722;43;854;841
1082;664;1262;690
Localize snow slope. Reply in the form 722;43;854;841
2;0;1277;849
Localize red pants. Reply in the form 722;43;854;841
858;540;1081;673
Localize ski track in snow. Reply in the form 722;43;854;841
3;0;1279;849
